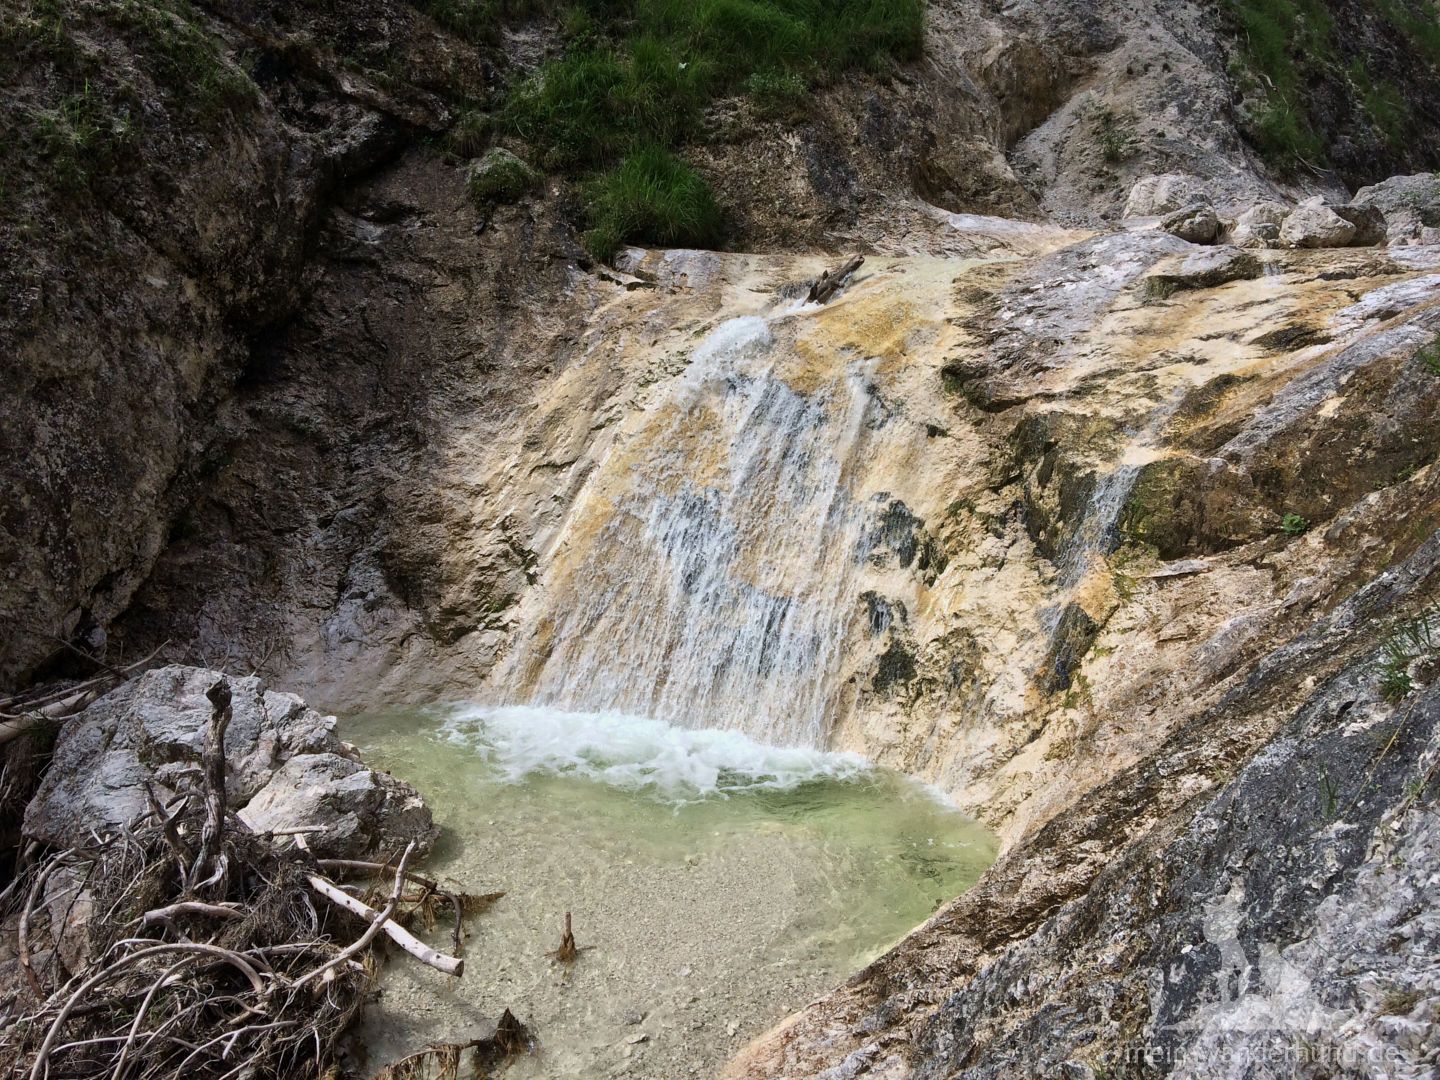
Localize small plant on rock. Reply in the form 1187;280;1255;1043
1416;333;1440;374
1378;603;1437;702
1282;512;1310;536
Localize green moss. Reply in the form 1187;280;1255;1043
466;147;542;206
1281;512;1310;536
1119;459;1186;554
581;145;724;261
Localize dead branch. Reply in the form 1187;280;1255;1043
306;875;463;977
143;783;189;889
291;842;414;992
140;902;243;928
805;254;864;305
19;848;79;998
189;681;231;894
0;639;168;722
316;859;476;953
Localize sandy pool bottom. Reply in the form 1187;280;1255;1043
338;705;996;1079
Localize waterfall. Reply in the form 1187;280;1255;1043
1051;464;1141;593
498;313;895;748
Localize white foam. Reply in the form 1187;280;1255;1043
438;703;872;804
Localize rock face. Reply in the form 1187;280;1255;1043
23;665;437;860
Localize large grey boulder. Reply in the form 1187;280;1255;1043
239;754;438;860
1123;173;1209;219
1332;202;1387;246
1279;200;1356;248
1160;202;1220;244
1351;173;1440;244
1229;201;1289;248
23;666;437;861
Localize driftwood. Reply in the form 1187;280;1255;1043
0;641;170;738
0;686;514;1080
805;254;864;305
371;1010;533;1080
189;681;232;896
306;873;464;977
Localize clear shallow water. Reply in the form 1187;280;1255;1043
341;705;996;1079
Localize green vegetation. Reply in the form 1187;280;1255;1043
1281;512;1310;536
1226;0;1331;168
1349;57;1406;148
1378;602;1436;702
1226;0;1440;169
467;147;543;206
581;145;724;261
1;0;255;209
496;0;923;258
1417;334;1440;375
419;0;553;43
1093;103;1134;164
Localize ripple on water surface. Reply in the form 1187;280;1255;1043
341;705;997;1080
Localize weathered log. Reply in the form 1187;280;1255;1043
805;254;864;305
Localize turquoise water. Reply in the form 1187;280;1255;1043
342;705;996;1079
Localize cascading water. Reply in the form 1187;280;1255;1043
499;310;892;747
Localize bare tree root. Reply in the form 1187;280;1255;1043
0;676;516;1080
545;912;594;970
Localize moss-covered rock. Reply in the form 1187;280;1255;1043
466;148;542;208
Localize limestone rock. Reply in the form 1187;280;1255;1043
1229;201;1289;247
1352;173;1440;244
1123;174;1209;219
238;753;439;860
21;666;433;861
1146;246;1262;292
1160;202;1220;244
1279;201;1356;248
1332;202;1387;246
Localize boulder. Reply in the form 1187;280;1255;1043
239;754;439;860
1279;202;1356;248
1145;247;1262;293
22;666;437;860
466;148;541;207
1229;201;1290;248
1123;173;1209;219
1160;203;1220;244
1331;203;1387;246
1351;173;1440;244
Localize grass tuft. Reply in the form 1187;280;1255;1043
581;146;724;262
502;0;922;170
1378;603;1436;702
